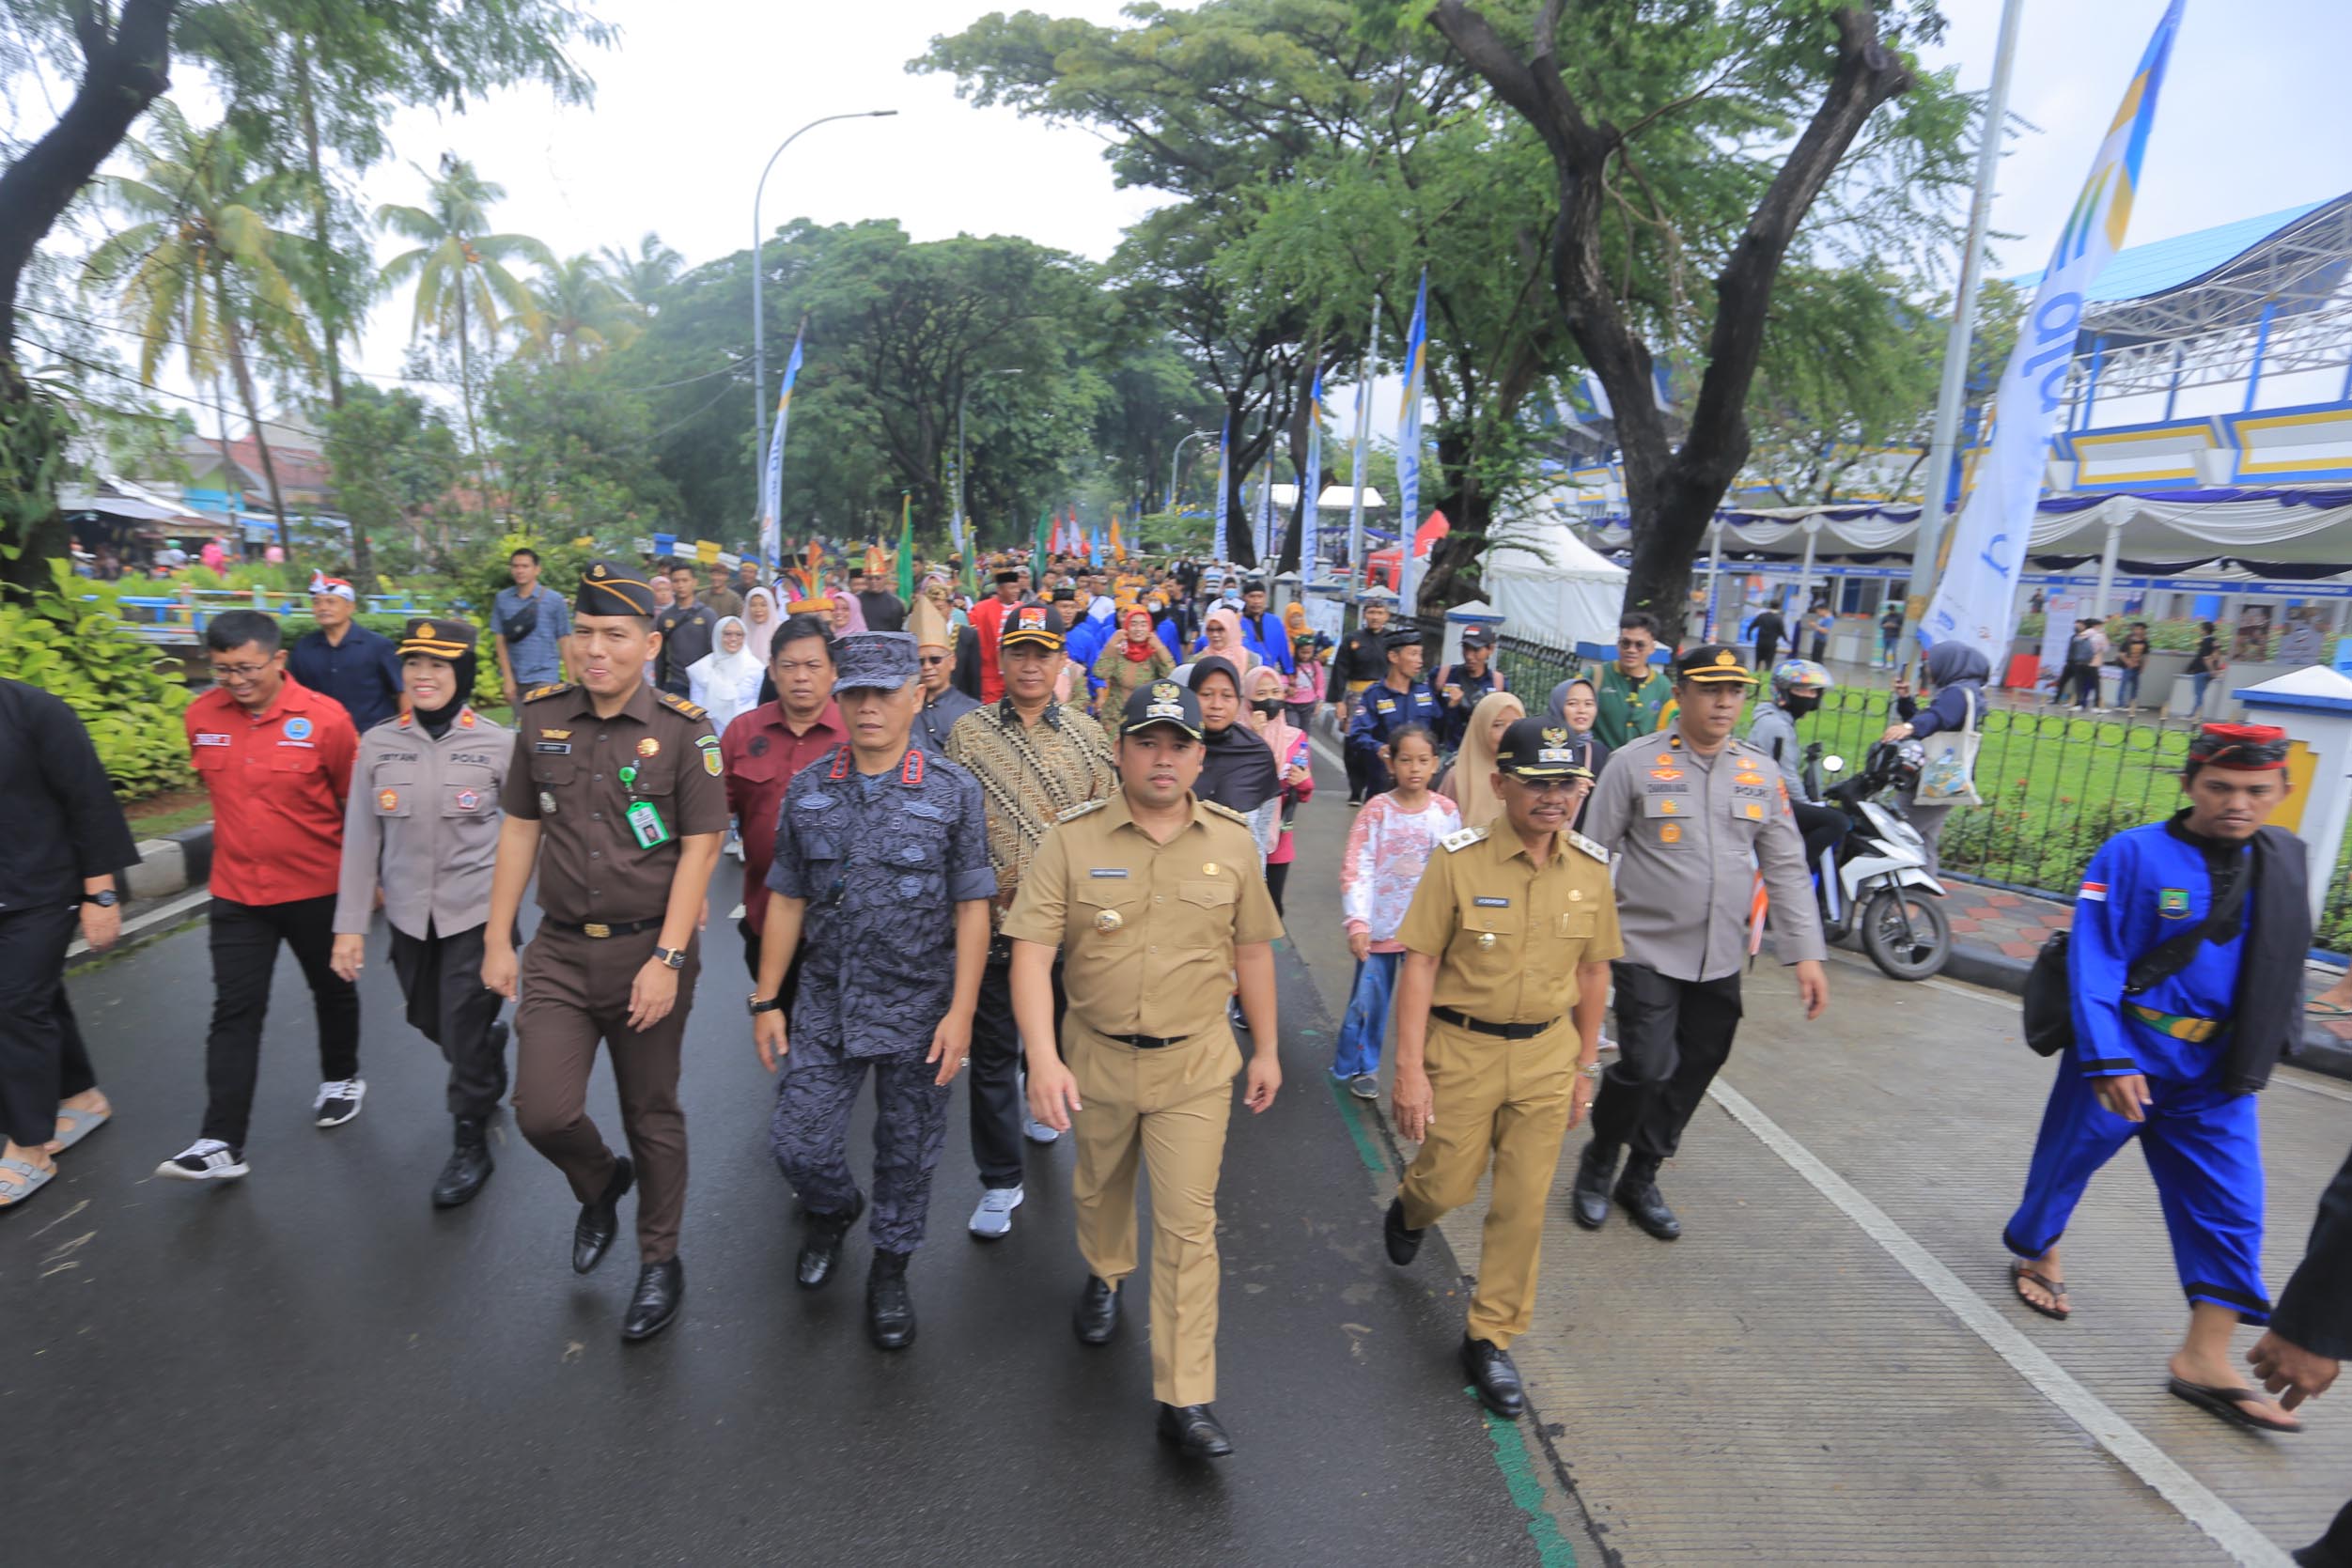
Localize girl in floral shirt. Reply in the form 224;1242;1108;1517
1332;724;1457;1098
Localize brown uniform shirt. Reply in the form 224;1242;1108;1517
1001;792;1282;1039
499;680;728;926
1395;824;1624;1025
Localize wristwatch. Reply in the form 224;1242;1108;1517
747;992;786;1017
651;946;687;970
87;889;120;908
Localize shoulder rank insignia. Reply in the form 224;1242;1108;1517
1057;798;1111;823
656;691;709;722
1440;826;1488;854
1199;799;1253;827
522;682;574;704
1566;829;1611;864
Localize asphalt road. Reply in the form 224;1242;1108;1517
3;860;1569;1567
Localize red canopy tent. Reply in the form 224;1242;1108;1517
1364;510;1450;589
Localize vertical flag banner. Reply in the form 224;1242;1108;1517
896;491;915;600
1924;0;2181;665
1212;412;1232;562
1394;268;1429;613
1033;506;1050;572
1109;508;1124;563
759;321;805;573
1302;366;1325;577
1258;453;1274;567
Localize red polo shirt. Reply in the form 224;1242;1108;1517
721;699;845;934
970;595;1017;704
187;676;358;907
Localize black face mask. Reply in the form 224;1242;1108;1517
1783;690;1822;719
1251;698;1282;719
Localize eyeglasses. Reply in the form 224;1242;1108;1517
919;654;948;667
210;660;276;682
1511;777;1588;797
1616;637;1652;649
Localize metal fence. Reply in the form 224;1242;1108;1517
1496;632;1589;701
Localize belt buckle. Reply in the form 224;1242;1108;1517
583;923;611;939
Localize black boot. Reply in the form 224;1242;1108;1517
431;1118;493;1208
1460;1335;1526;1419
621;1256;684;1342
796;1190;866;1290
1570;1143;1615;1231
866;1250;916;1350
1383;1195;1425;1265
1613;1160;1682;1242
572;1157;634;1274
1073;1275;1123;1345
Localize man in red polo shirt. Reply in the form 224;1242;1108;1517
968;567;1026;705
158;610;362;1183
720;611;843;986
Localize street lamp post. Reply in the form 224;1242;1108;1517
752;110;896;515
1167;428;1206;515
956;368;1023;560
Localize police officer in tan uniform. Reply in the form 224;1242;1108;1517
331;617;514;1207
482;562;728;1342
1570;644;1827;1243
1382;718;1620;1418
1004;680;1282;1460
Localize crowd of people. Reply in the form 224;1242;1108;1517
5;545;2351;1558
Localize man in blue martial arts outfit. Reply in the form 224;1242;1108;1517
2004;722;2312;1434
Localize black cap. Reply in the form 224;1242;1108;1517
1243;577;1267;594
1000;603;1064;651
1495;718;1596;781
1673;644;1756;686
993;568;1022;585
1460;625;1497;649
397;617;476;660
576;560;657;617
1051;586;1078;602
1120;679;1203;739
1383;627;1423;653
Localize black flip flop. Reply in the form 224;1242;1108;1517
2168;1376;2303;1435
2010;1260;2070;1321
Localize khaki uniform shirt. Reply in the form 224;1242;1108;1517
334;707;514;940
1579;723;1826;983
1394;825;1624;1024
946;698;1116;929
499;681;729;926
1001;792;1283;1039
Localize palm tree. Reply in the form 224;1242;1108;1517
599;232;684;317
377;157;551;509
525;255;639;365
83;102;319;552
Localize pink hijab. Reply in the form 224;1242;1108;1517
1200;606;1259;672
1249;664;1301;773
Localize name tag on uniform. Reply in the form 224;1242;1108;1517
626;800;672;849
536;741;571;754
1376;699;1395;713
1089;868;1130;877
194;733;230;747
1473;896;1510;908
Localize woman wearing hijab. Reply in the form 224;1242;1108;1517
1435;691;1525;829
687;615;765;738
1247;665;1315;914
740;586;781;667
1879;639;1990;875
1188;657;1280;853
1090;602;1177;747
1193;606;1261;675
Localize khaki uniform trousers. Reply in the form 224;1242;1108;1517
1067;1018;1239;1407
1398;1015;1579;1348
515;924;698;1265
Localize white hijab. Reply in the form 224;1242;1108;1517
687;616;764;736
741;587;781;665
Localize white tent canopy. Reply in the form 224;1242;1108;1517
1483;516;1628;649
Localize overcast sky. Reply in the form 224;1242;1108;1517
17;0;2352;423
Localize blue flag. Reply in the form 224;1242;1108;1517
1212;411;1231;562
1302;367;1325;576
760;322;805;574
1394;269;1428;613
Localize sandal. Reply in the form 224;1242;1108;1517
51;1104;110;1151
2304;999;2352;1018
0;1156;57;1209
2010;1259;2070;1320
2168;1376;2302;1435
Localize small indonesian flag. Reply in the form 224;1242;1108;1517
2079;881;2109;902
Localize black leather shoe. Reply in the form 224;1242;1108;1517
431;1119;494;1208
866;1250;916;1350
1073;1275;1122;1345
620;1256;684;1342
1570;1143;1615;1231
1614;1172;1682;1241
1156;1402;1234;1459
1383;1196;1425;1265
1460;1335;1526;1419
796;1190;866;1290
572;1157;634;1274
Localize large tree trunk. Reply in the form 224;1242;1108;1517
0;0;181;591
1429;1;1913;647
217;282;291;553
455;282;489;521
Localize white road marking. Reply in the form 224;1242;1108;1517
2276;1066;2352;1106
1308;733;1347;775
1708;1079;2293;1567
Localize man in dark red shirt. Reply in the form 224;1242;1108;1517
720;613;843;983
968;569;1025;705
159;610;363;1183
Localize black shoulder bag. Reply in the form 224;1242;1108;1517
497;595;540;645
2022;854;2250;1057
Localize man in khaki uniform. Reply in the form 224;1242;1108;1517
1005;680;1282;1461
1382;718;1621;1419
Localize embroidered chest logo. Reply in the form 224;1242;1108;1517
2158;888;2191;919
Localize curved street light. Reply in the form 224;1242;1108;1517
1167;428;1208;514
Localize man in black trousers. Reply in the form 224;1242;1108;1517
0;680;139;1207
2249;1141;2352;1564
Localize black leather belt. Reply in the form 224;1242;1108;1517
1105;1032;1188;1049
1431;1006;1559;1041
544;917;662;939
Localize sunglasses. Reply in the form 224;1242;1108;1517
919;654;948;668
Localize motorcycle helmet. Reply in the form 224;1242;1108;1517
1771;658;1834;718
1883;737;1926;795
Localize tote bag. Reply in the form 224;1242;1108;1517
1913;686;1983;808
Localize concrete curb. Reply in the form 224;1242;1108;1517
121;823;211;901
1946;938;2352;1085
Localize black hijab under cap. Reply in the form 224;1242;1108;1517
1187;656;1279;812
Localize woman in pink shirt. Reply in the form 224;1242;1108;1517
1332;723;1457;1098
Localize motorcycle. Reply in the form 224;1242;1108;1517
1799;740;1952;981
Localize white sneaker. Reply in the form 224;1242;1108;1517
157;1139;248;1182
969;1184;1024;1239
1022;1111;1062;1145
314;1079;366;1127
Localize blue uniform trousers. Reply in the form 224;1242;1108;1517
1331;952;1402;1080
2003;1061;2270;1322
771;1049;951;1255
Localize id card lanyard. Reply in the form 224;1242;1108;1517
617;761;672;848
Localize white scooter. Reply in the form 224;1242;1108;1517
1800;740;1951;981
